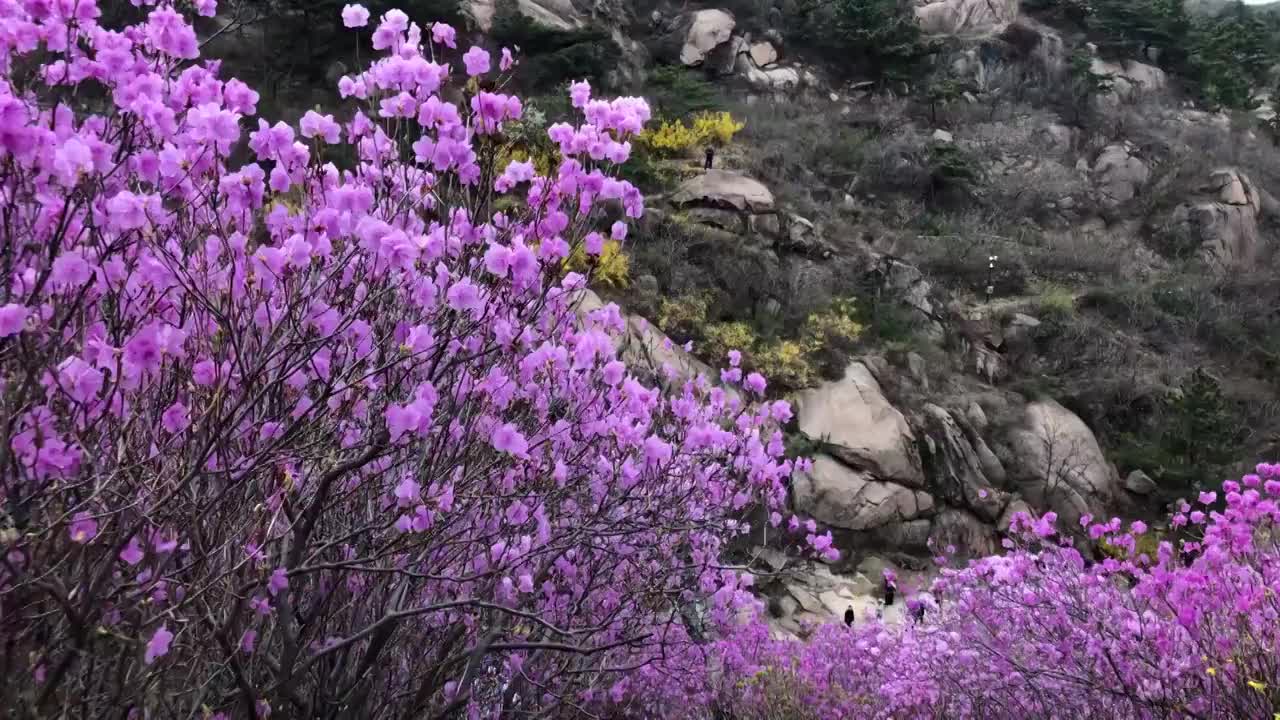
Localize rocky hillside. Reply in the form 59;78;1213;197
204;0;1280;631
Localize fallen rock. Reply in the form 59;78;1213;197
792;455;935;531
795;362;925;485
670;169;775;213
1124;470;1158;495
915;0;1018;36
931;128;954;143
1003;313;1041;345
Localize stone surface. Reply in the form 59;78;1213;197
795;362;924;485
919;404;1006;522
468;0;584;32
931;128;954;143
793;455;935;531
1090;58;1167;99
1093;143;1149;207
767;562;909;638
1003;313;1041;344
1168;168;1262;273
1005;399;1119;527
677;9;736;66
930;508;1000;558
1124;469;1158;495
749;40;778;67
915;0;1019;36
670;169;775;213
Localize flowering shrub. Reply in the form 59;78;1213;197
638;111;744;157
628;466;1280;719
0;2;812;716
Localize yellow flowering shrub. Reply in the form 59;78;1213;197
564;239;630;289
753;339;815;390
800;297;864;351
702;321;757;365
638;111;745;157
690;111;745;146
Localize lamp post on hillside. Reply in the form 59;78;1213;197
986;254;998;302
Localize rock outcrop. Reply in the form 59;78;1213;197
1090;58;1167;100
918;404;1008;523
793;455;936;532
1003;400;1120;528
670;169;776;214
794;362;924;485
915;0;1019;36
671;9;736;66
1092;143;1149;208
1166;168;1266;273
467;0;584;32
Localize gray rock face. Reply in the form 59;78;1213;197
749;40;778;67
1004;400;1119;528
1167;168;1264;273
676;9;736;66
1093;143;1149;208
468;0;584;32
919;404;1008;522
670;170;776;213
795;362;924;486
930;508;1000;558
1091;58;1167;100
915;0;1019;36
793;456;935;531
1124;470;1158;495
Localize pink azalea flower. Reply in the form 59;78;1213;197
144;625;173;664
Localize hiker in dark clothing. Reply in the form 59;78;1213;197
883;577;896;607
844;606;855;626
704;146;714;171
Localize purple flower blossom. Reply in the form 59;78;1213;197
462;47;490;77
341;4;369;27
144;625;173;664
68;512;98;544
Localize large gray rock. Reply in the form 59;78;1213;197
670;169;776;213
1093;143;1149;207
1090;58;1167;100
676;9;736;66
1005;399;1120;528
468;0;584;31
1168;168;1263;273
929;508;1000;558
919;404;1007;522
793;456;935;532
749;40;778;67
915;0;1018;36
1124;470;1158;495
795;362;924;486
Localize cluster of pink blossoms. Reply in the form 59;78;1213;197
0;1;826;717
619;465;1280;719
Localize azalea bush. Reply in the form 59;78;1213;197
0;2;821;717
628;466;1280;719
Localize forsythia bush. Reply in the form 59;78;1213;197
564;238;630;288
0;3;821;717
639;111;745;156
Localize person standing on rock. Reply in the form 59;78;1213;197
704;146;714;171
844;606;855;626
882;568;897;607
